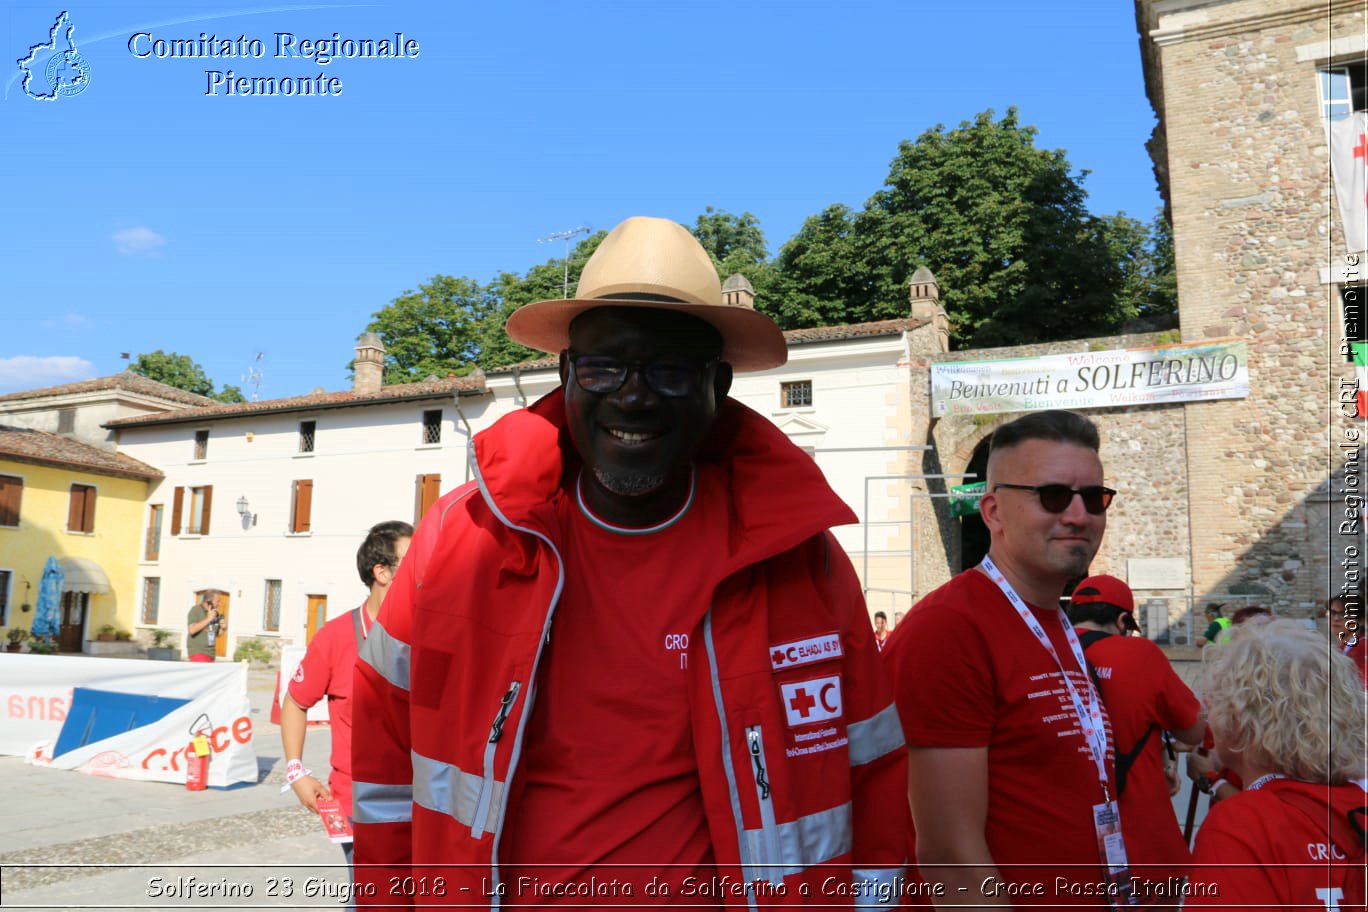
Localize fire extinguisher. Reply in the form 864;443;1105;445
186;734;211;791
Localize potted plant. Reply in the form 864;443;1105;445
96;624;116;642
115;629;132;642
6;628;30;653
148;628;178;661
29;635;57;655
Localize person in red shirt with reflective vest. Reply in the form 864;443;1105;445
1066;574;1206;904
1186;619;1367;911
351;217;908;909
282;520;412;866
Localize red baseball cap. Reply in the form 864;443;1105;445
1070;575;1135;613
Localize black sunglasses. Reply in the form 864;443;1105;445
567;351;716;398
992;483;1117;515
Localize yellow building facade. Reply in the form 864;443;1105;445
0;427;161;652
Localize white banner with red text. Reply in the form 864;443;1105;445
0;653;257;786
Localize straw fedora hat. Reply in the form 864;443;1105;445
504;216;788;372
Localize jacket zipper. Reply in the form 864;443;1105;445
746;724;782;883
471;680;520;839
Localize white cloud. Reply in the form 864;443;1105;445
112;226;166;255
0;356;96;392
40;313;94;329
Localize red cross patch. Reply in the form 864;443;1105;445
780;674;842;727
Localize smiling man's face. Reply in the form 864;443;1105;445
560;306;731;526
981;438;1107;597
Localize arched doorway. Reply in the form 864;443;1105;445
959;436;992;572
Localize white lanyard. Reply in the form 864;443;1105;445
980;556;1112;798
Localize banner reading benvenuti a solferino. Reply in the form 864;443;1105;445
931;339;1249;417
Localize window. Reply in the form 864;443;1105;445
57;409;75;433
1321;60;1368;120
140;577;160;625
193;429;209;460
421;409;442;445
263;580;282;632
298;420;316;453
415;474;441;522
0;569;10;626
290;479;313;533
172;485;213;535
0;475;21;528
781;380;814;409
67;484;96;533
145;504;163;560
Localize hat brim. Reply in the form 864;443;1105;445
505;297;788;373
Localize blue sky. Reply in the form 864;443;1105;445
1;2;1163;398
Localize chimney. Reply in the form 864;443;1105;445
722;273;756;309
354;332;386;395
908;267;950;352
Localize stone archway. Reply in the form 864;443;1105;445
959;435;992;572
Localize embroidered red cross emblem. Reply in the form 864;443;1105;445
771;648;787;665
1354;133;1368;162
788;687;817;718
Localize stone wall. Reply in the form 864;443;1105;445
1137;0;1365;612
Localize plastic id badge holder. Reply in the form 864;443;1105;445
1093;799;1136;907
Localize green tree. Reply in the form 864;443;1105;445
692;207;768;265
130;350;227;398
770;108;1170;347
363;275;493;383
214;385;247;404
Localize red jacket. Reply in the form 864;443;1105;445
351;392;908;908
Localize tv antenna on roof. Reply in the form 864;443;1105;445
242;352;264;401
537;226;592;299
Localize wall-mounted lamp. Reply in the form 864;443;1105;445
236;496;258;527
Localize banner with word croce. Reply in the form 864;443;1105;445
931;339;1249;418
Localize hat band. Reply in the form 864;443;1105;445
594;292;690;304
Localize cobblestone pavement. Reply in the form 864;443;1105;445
0;663;348;910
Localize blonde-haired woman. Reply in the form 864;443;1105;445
1186;619;1366;909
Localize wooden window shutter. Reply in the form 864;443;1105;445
293;480;313;532
0;475;20;526
200;485;213;535
415;474;441;522
67;486;84;531
82;485;96;533
171;487;184;535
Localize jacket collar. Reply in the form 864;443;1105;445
469;389;857;571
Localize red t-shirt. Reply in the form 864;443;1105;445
1345;639;1368;687
500;469;727;905
288;606;365;817
884;569;1117;906
1081;634;1200;896
1187;779;1368;911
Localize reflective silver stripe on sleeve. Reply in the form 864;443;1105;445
740;800;852;880
411;750;503;834
852;867;905;906
847;702;905;766
352;780;413;825
359;619;411;693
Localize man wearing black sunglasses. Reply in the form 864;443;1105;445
885;409;1130;908
352;216;908;906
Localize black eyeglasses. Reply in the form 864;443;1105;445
567;351;716;398
992;483;1117;515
